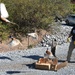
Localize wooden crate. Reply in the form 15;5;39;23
57;61;68;70
38;58;49;63
35;62;51;70
52;58;58;65
50;64;57;71
35;58;67;71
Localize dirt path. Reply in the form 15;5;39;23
0;44;75;75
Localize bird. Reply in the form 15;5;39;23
46;50;53;56
44;48;53;59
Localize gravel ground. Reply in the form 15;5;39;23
0;43;75;75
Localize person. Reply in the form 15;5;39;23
51;39;57;57
67;26;75;62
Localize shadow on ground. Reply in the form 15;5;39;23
0;56;12;61
22;55;43;69
58;60;75;63
68;61;75;63
6;71;26;74
24;63;35;69
6;71;21;74
58;59;66;62
22;55;43;60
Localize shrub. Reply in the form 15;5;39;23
1;0;72;37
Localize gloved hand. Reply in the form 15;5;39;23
67;38;70;42
74;41;75;45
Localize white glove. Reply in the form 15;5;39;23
67;38;70;42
